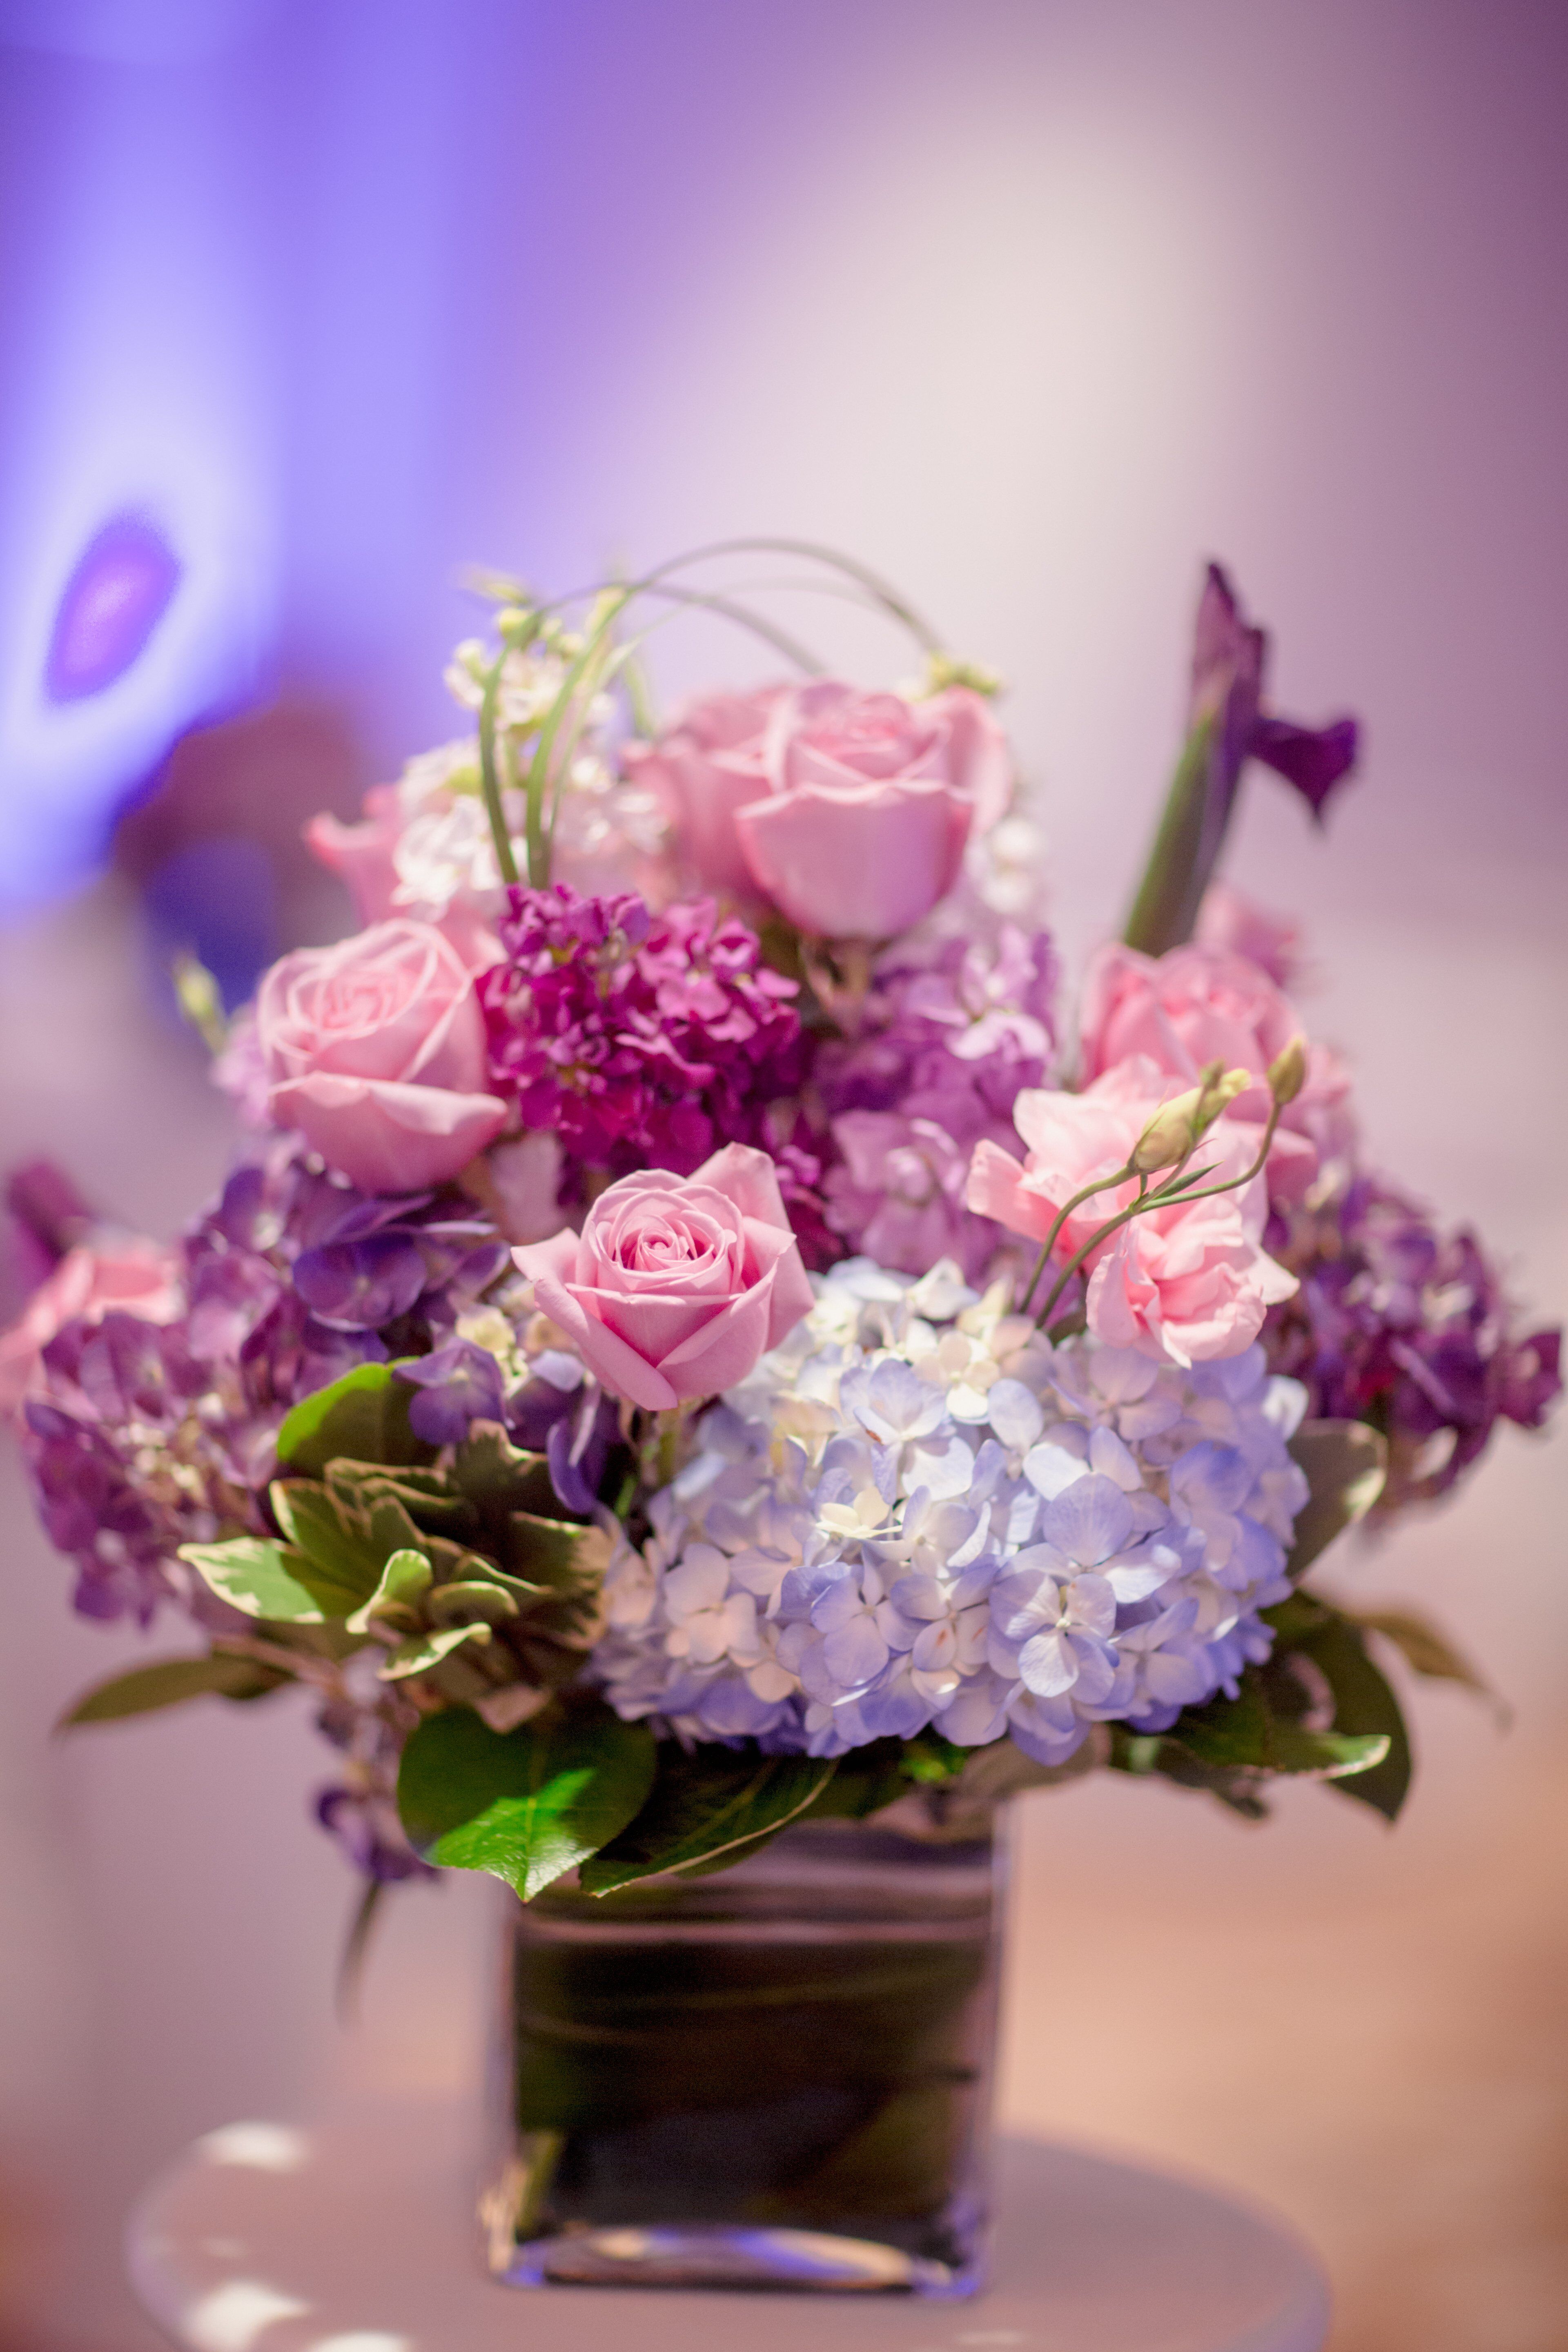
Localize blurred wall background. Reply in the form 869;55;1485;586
0;3;1564;2346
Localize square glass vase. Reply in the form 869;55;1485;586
480;1807;1008;2296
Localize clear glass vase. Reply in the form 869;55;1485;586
480;1804;1008;2296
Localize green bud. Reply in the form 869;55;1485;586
1268;1036;1308;1106
921;652;1004;699
1194;1064;1251;1130
1131;1089;1205;1173
169;951;228;1056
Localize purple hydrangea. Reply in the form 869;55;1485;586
813;927;1059;1281
20;1146;513;1625
1265;1172;1562;1510
479;884;805;1187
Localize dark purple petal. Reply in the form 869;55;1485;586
1250;715;1360;819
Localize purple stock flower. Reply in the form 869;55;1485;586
480;883;805;1189
1265;1171;1562;1510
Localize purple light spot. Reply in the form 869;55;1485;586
45;512;181;702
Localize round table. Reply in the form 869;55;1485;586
127;2098;1330;2352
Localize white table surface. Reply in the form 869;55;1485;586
126;2096;1331;2352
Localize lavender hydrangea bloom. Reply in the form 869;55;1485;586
816;928;1058;1281
590;1256;1307;1764
1265;1172;1563;1512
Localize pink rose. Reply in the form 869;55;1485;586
0;1239;182;1416
257;919;507;1194
514;1144;814;1410
1078;939;1354;1203
305;788;502;973
622;687;784;903
966;1057;1296;1365
626;678;1011;939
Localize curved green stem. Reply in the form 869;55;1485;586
1035;1107;1282;1329
1016;1161;1140;1313
478;655;521;889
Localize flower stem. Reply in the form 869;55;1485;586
479;655;521;889
1034;1107;1281;1328
1016;1162;1139;1314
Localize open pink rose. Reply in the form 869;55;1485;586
966;1057;1296;1365
628;678;1010;940
257;919;507;1194
0;1240;183;1416
622;687;784;903
1079;940;1354;1203
514;1144;814;1410
738;679;1011;938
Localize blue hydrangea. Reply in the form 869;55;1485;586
590;1256;1310;1767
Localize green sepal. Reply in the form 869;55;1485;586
345;1547;434;1636
177;1536;365;1624
578;1745;838;1894
1285;1420;1387;1576
274;1361;434;1477
58;1650;289;1728
397;1703;657;1900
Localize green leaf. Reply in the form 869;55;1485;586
1347;1605;1505;1721
345;1547;434;1636
397;1705;656;1899
378;1621;493;1681
269;1479;400;1603
274;1362;433;1477
58;1651;288;1727
578;1746;838;1894
1286;1420;1388;1576
177;1537;358;1624
1289;1616;1413;1823
1168;1670;1390;1784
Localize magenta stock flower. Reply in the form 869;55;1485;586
515;1145;813;1411
967;1058;1296;1365
257;919;506;1193
481;884;804;1185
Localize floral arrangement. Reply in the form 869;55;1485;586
5;544;1559;1910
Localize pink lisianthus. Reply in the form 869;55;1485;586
514;1144;814;1411
256;919;507;1194
627;679;1012;940
965;1058;1296;1365
1078;940;1353;1202
1194;881;1304;991
0;1239;183;1415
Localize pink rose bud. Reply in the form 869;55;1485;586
256;919;507;1194
514;1144;815;1412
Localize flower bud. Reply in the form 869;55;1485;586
1194;1064;1251;1129
1130;1088;1205;1173
1268;1036;1308;1107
